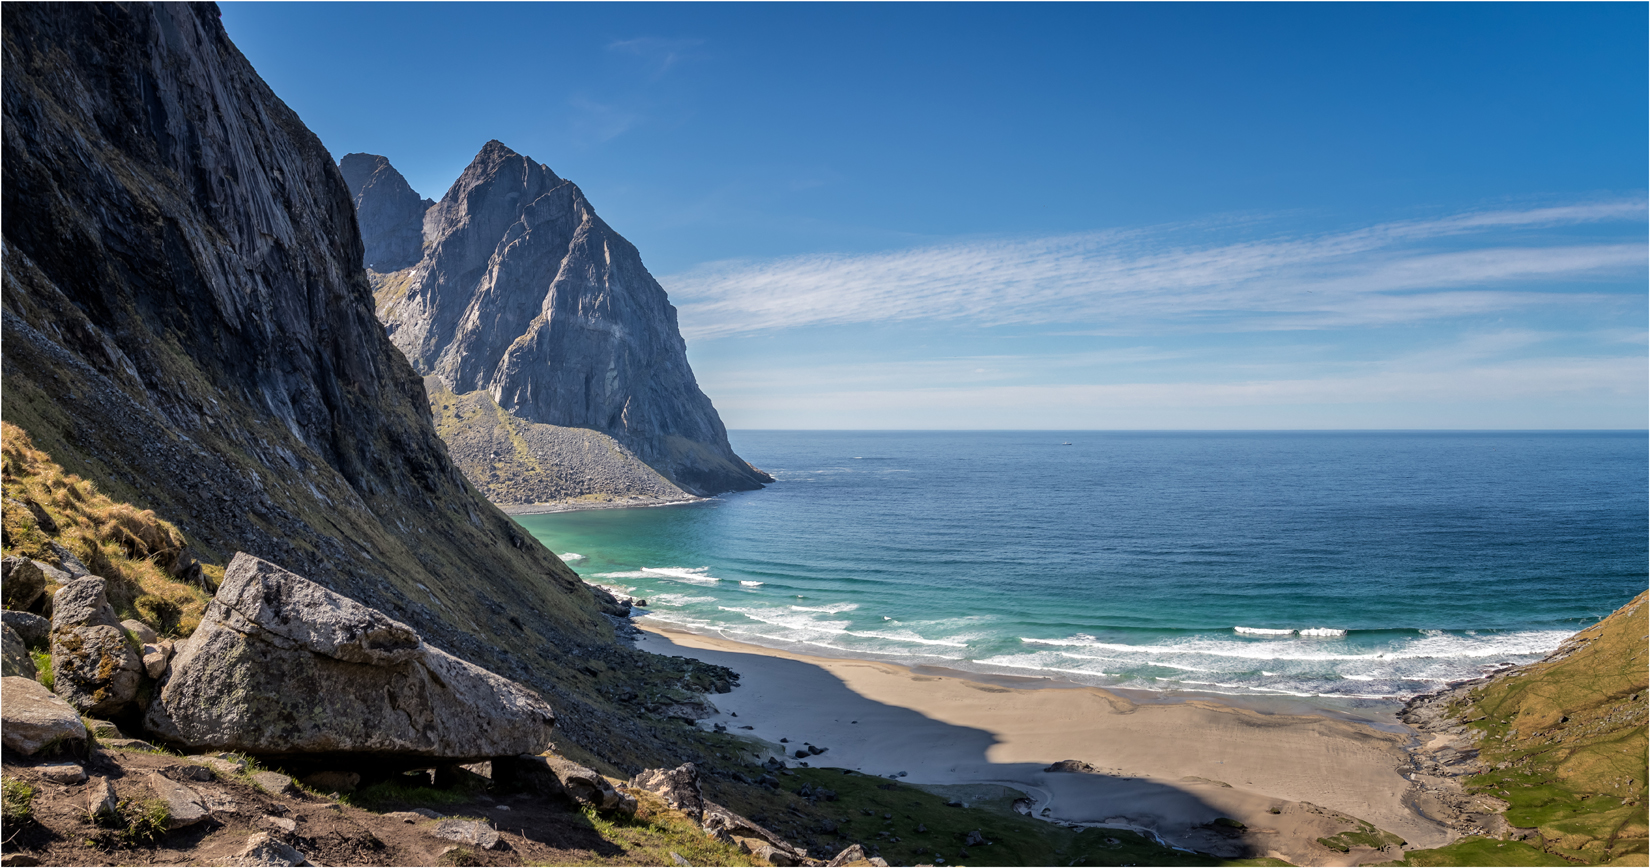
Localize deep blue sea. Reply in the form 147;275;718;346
516;431;1647;701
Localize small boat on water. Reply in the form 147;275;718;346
1061;441;1073;446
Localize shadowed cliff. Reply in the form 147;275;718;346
0;1;730;769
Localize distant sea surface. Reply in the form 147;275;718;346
515;431;1647;702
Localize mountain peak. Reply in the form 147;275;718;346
337;153;431;272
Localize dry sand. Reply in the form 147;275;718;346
638;624;1453;865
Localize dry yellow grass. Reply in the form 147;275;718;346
1;421;212;636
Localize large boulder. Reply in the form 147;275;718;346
702;800;817;866
539;753;632;813
631;763;704;820
50;578;143;716
2;555;46;611
1;675;88;755
143;553;555;763
2;625;35;679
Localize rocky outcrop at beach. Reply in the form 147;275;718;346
362;143;770;499
145;553;556;764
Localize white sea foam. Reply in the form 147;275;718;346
739;580;764;587
791;603;859;614
1234;626;1296;637
559;552;585;561
649;593;717;607
1298;627;1348;638
594;566;722;584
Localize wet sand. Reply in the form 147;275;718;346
637;624;1453;866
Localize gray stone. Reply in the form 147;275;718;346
702;800;811;865
85;719;124;739
47;543;89;579
50;578;142;715
142;641;172;680
38;761;87;784
1;556;45;611
430;818;502;850
381;811;426;824
252;771;298;797
2;625;35;679
2;611;50;649
144;553;555;761
148;774;209;828
121;620;159;644
539;753;624;811
225;832;310;866
367;143;771;500
411;807;445;819
175;764;213;782
1;675;88;755
87;777;119;822
32;561;70;590
1043;759;1100;774
101;738;158;751
261;815;298;835
630;763;704;820
195;754;247;776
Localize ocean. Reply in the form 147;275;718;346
515;431;1646;703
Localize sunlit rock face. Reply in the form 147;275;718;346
365;141;769;497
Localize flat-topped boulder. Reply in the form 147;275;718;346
2;675;88;755
144;553;555;764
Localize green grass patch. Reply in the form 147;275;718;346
2;777;36;825
1316;819;1404;853
528;792;761;867
1375;836;1572;866
30;650;52;689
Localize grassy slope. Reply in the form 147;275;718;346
1;421;212;636
1386;592;1647;867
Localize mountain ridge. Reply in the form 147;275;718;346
357;142;770;500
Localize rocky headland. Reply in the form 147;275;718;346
352;144;770;509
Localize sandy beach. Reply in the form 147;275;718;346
637;624;1455;866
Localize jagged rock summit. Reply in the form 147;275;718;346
355;143;770;500
340;152;432;272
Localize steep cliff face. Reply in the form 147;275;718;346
1;1;724;767
367;143;770;497
339;152;432;272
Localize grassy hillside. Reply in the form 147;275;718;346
1386;591;1647;866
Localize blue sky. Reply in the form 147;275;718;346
223;2;1647;429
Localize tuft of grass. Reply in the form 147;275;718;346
2;777;36;825
529;790;761;867
1374;836;1573;867
30;650;53;689
119;797;172;844
1;422;212;637
1316;819;1403;853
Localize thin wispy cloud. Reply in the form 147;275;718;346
606;37;704;75
664;201;1647;339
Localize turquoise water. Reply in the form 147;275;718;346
516;431;1647;701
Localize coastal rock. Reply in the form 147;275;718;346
430;818;503;850
87;778;119;823
142;640;172;679
539;753;628;811
144;553;556;763
827;843;889;867
1043;759;1100;774
339;153;433;273
148;773;210;829
121;619;158;644
1;556;45;611
366;142;771;499
630;763;705;819
2;611;50;649
2;625;35;679
50;578;143;715
702;800;815;865
226;833;310;867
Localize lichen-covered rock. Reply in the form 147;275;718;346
2;625;35;679
1;675;88;755
225;833;310;867
631;763;704;820
2;556;45;611
144;553;555;762
50;578;142;716
430;818;503;850
147;773;210;829
121;620;158;644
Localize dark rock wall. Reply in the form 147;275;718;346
370;142;771;496
0;1;702;764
